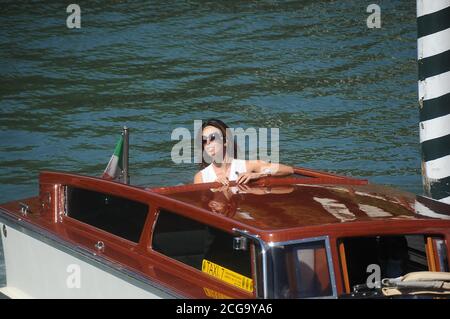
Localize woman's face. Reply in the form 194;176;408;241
202;125;224;160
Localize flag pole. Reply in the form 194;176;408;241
123;126;130;184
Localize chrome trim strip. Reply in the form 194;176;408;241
268;235;330;247
269;235;338;299
436;239;449;271
0;208;182;298
0;224;5;288
325;236;338;297
232;228;269;299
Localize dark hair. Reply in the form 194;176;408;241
200;189;240;218
198;119;238;168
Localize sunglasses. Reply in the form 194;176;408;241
202;132;223;145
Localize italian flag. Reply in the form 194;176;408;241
102;135;123;180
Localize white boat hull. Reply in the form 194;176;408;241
0;218;178;299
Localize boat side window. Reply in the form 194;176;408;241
426;236;449;272
65;186;149;243
434;238;449;272
340;235;429;291
152;209;253;289
271;240;334;298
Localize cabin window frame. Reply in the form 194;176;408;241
428;236;449;272
148;207;258;297
266;236;338;299
338;234;436;294
62;185;151;246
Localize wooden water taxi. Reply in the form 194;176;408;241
0;168;449;298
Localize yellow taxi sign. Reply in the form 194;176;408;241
202;259;254;293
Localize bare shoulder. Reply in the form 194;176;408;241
193;171;203;184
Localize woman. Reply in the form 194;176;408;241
194;119;294;185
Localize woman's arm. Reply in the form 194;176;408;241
236;160;294;184
256;161;294;177
194;171;203;184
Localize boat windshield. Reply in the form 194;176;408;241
270;238;335;298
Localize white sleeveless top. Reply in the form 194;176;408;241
200;159;247;183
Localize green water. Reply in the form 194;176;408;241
0;1;422;204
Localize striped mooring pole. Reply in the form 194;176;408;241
417;0;450;204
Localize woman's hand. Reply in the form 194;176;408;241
236;172;264;184
215;176;229;186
